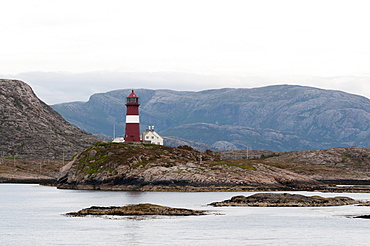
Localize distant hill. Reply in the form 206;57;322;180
52;85;370;151
221;146;370;182
0;79;101;158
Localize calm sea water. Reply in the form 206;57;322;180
1;184;370;245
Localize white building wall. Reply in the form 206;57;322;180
142;129;163;145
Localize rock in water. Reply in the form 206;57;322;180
354;215;370;219
66;203;207;216
209;193;359;207
0;79;101;158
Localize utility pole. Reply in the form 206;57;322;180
1;151;5;165
113;123;115;139
246;144;249;159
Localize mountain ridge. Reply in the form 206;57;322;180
0;79;101;158
52;85;370;151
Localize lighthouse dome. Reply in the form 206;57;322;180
126;90;139;104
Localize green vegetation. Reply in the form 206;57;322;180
143;143;161;148
77;149;115;175
131;160;147;169
94;142;119;147
75;142;265;177
75;142;176;175
215;160;256;171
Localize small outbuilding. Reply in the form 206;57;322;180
112;136;125;143
141;126;163;145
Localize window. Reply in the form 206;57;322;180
127;98;139;103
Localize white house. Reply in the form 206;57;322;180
141;126;163;145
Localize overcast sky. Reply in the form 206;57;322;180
2;0;370;104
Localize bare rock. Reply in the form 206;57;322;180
57;143;319;191
66;203;207;216
354;215;370;219
0;79;101;159
209;193;359;207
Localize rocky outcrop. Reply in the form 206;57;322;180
53;85;370;152
266;147;370;176
0;79;101;158
219;149;280;160
217;147;370;182
209;193;359;207
57;143;319;191
0;157;64;184
354;215;370;219
66;203;206;216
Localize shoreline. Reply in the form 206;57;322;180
0;177;57;185
3;177;370;193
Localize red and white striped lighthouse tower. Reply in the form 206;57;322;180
124;90;140;142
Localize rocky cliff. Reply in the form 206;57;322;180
0;79;101;158
52;85;370;151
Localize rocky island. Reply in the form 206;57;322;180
354;215;370;219
56;141;370;192
209;193;359;207
67;203;207;217
56;142;320;191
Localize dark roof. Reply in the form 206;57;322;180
127;90;138;98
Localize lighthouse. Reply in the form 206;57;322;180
124;90;140;142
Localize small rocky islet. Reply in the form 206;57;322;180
208;193;370;219
354;215;370;219
207;193;370;219
209;193;359;207
66;203;207;217
66;193;369;218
